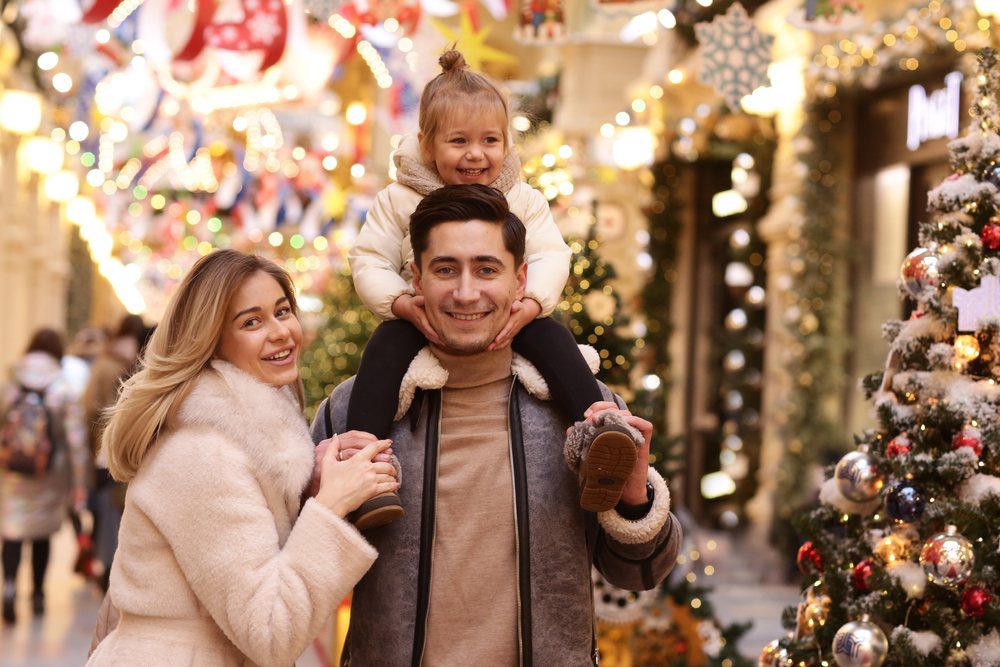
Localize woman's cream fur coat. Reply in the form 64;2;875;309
87;360;377;667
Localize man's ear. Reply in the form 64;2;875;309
515;262;527;300
411;261;423;295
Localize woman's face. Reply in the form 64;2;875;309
217;270;303;388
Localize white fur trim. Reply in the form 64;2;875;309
597;467;671;545
394;347;449;420
395;344;599;416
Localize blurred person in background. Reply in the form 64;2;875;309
0;328;88;624
82;314;146;592
61;326;108;580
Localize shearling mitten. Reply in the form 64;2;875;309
563;410;644;472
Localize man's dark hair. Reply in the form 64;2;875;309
409;184;526;268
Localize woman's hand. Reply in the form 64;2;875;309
315;435;399;517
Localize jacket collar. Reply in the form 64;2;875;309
177;360;314;501
393;344;599;420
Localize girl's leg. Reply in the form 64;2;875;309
2;540;21;624
30;538;50;613
346;320;428;438
511;318;604;422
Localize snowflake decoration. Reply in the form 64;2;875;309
247;12;283;44
694;3;774;111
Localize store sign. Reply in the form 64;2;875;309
907;71;963;151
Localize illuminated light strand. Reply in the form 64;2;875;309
357;40;392;89
108;0;145;29
329;14;357;39
115;157;142;189
98;133;115;174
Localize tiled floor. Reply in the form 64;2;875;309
1;520;799;666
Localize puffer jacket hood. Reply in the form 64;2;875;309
12;352;63;391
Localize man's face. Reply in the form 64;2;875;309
412;219;526;355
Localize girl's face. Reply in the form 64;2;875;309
426;114;506;187
217;270;303;388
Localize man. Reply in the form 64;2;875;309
312;184;681;665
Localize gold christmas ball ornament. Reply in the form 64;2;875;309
758;639;791;666
873;531;910;564
953;335;981;363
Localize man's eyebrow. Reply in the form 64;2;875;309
427;255;504;265
231;296;288;322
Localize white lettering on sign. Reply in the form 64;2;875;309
907;71;963;151
953;274;1000;332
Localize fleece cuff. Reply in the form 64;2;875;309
597;467;671;545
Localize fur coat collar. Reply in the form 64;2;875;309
393;344;599;420
176;360;314;502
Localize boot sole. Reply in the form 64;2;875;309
579;431;637;512
350;492;405;530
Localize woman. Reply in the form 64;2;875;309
87;250;397;666
1;328;87;624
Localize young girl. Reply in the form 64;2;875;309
346;50;644;528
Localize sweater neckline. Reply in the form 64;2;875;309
430;346;513;389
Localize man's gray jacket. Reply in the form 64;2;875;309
311;348;682;666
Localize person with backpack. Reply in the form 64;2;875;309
0;328;87;624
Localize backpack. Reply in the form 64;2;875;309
0;385;57;476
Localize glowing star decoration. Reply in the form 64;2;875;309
430;6;516;71
694;3;774;111
952;274;1000;332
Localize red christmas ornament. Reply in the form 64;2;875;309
909;310;925;319
981;221;1000;250
851;559;875;591
952;426;984;457
886;434;912;458
961;586;993;617
797;541;823;575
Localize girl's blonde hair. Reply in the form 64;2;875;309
418;49;512;157
101;250;299;482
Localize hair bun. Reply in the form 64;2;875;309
438;49;468;73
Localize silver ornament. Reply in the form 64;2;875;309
832;615;888;667
899;247;940;298
919;525;975;587
834;448;884;502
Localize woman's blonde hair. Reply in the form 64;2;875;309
418;49;512;157
101;250;299;482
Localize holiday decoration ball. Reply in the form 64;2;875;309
981;219;1000;250
952;425;984;457
899;247;940;297
885;482;926;522
834;449;884;502
851;559;875;591
797;540;823;575
961;586;993;617
919;527;975;587
758;639;791;667
832;617;888;667
885;433;912;458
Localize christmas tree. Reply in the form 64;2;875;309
762;49;1000;667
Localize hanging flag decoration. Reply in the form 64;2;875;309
204;0;290;71
694;2;773;111
514;0;566;44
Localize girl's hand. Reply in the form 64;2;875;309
488;298;541;350
315;438;399;517
391;294;443;345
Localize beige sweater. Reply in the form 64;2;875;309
423;347;519;665
87;361;378;667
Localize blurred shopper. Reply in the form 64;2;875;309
82;315;145;592
87;250;393;666
0;328;88;624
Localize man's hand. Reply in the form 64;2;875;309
574;401;653;506
488;298;541;350
391;294;443;345
308;431;394;498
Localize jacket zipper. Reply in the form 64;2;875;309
411;390;441;667
507;381;533;666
